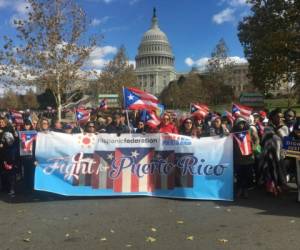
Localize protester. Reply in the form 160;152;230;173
106;113;130;134
284;108;296;133
19;120;36;192
85;121;97;134
0;116;18;197
51;117;63;133
258;109;289;196
208;115;229;137
232;117;254;198
179;118;196;137
38;118;50;132
158;113;178;134
135;121;147;133
63;124;73;134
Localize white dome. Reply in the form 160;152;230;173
136;8;174;67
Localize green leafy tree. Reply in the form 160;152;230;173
238;0;299;95
97;46;137;104
0;0;100;120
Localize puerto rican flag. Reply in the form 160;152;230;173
232;103;252;119
123;87;159;111
76;108;90;124
225;110;235;126
113;147;155;193
99;98;108;110
233;131;253;156
10;110;24;125
153;151;175;190
141;110;161;128
20;132;36;154
190;103;209;119
92;151;115;189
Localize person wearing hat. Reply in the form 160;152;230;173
232;117;254;198
63;124;73;134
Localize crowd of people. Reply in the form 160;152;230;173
0;107;299;199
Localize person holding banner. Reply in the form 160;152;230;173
19;120;37;192
85;121;97;134
38;118;50;132
158;113;178;134
179;118;197;137
209;115;230;137
0;116;17;197
106;113;130;134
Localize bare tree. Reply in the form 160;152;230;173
0;0;100;120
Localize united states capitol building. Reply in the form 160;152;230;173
135;9;252;97
135;8;177;96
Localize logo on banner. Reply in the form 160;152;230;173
162;134;192;146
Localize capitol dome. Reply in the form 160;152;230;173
136;8;174;68
135;8;176;95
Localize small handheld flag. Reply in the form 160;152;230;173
190;103;209;119
99;98;108;110
76;108;90;124
141;110;161;128
10;110;24;125
232;103;252;118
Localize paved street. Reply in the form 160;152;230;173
0;189;299;250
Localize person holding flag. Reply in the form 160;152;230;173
19;120;37;192
99;98;108;110
232;117;254;198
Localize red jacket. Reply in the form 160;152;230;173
158;123;178;134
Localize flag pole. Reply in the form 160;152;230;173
122;86;131;134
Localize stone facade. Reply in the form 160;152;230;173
135;9;176;96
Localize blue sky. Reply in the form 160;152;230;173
0;0;250;72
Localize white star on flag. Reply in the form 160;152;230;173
107;153;114;160
131;150;139;158
128;94;134;101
